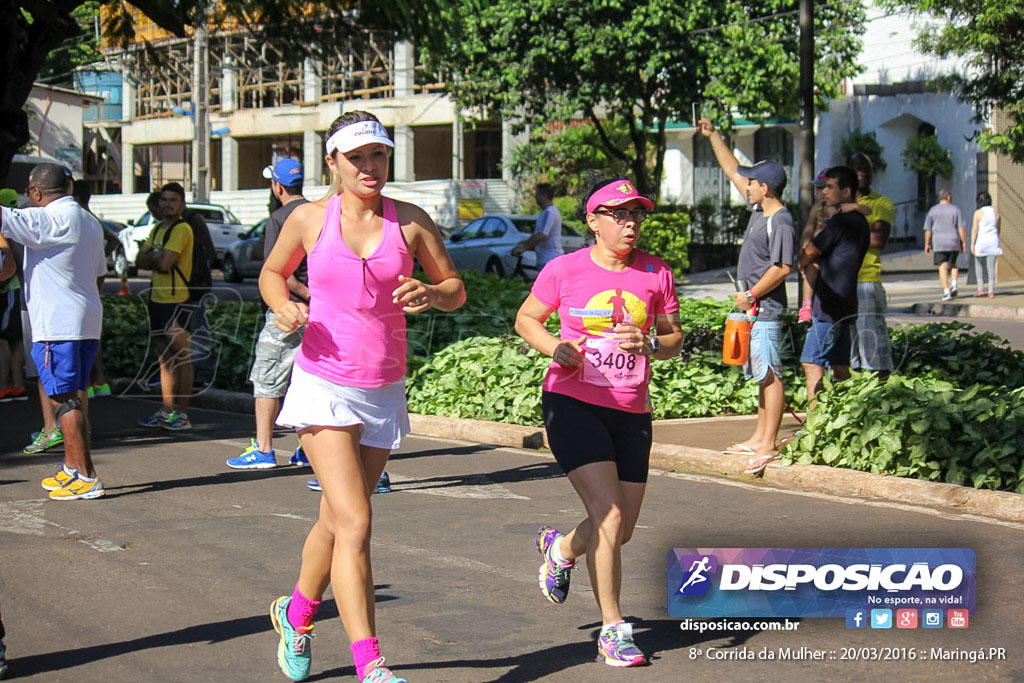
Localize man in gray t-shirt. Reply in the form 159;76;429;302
923;189;966;300
698;118;795;474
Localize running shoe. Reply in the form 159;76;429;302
950;283;959;298
306;479;321;492
9;387;27;401
24;428;63;455
42;464;75;491
161;411;192;431
375;472;392;494
536;526;574;604
270;596;313;681
139;410;171;428
289;445;310;467
226;440;277;469
941;292;953;301
596;621;646;668
361;657;407;683
49;475;104;501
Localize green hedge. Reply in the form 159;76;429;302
784;374;1024;494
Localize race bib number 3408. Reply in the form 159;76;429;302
583;336;647;388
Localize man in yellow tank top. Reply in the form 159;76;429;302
849;154;894;375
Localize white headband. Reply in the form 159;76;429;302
325;121;394;155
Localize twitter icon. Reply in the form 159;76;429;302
870;609;892;629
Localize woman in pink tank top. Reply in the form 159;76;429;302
259;111;465;683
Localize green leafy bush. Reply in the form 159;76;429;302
99;294;263;390
638;212;690;277
901;133;954;178
890;321;1024;389
784;374;1024;493
840;129;887;171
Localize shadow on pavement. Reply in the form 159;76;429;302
100;467;311;499
391;461;561;494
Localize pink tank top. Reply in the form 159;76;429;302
295;194;414;388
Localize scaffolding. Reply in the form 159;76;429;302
107;29;443;120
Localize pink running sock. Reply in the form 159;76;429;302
286;584;321;629
351;637;381;679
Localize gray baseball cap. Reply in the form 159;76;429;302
737;160;787;195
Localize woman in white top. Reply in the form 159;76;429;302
971;191;1002;298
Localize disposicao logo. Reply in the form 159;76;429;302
667;548;976;619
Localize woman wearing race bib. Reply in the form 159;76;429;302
260;111;465;683
515;176;682;667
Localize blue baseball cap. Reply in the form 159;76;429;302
737;160;787;195
262;158;303;186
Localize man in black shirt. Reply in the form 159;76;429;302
798;166;870;405
226;159;309;470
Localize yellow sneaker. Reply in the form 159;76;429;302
49;475;104;500
41;465;75;491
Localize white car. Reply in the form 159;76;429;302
443;214;586;279
118;203;248;275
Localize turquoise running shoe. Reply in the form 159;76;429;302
270;596;314;681
361;657;407;683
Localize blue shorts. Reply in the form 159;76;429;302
800;319;853;368
744;320;783;383
30;340;99;397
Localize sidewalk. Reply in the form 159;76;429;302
682;250;1024;321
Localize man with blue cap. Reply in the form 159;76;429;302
697;117;796;475
227;158;310;470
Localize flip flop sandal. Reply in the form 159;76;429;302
724;443;756;455
744;453;780;475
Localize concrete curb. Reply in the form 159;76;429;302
111;381;1024;524
901;302;1024;321
408;414;1024;525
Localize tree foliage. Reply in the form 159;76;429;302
881;0;1024;162
840;129;887;171
425;0;866;199
902;132;954;179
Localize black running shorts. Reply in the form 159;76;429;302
542;391;652;483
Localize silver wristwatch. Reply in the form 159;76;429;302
648;335;661;354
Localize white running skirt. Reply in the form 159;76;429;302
276;364;410;450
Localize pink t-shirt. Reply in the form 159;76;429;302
531;247;679;413
295;194;414;388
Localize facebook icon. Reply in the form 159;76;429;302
846;609;867;629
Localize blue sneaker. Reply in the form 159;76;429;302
306;478;321;492
289;445;310;467
227;440;277;469
138;410;170;428
375;472;392;494
270;596;313;681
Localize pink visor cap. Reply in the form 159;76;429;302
586;179;655;214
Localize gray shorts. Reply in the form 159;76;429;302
248;310;304;399
850;282;893;371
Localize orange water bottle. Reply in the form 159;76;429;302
723;311;751;365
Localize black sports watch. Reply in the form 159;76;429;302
648;335;661;354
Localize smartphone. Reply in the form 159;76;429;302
692;102;700;126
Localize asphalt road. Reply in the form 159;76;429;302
1;396;1022;681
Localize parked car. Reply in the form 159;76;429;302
118;203;248;275
221;219;267;283
443;214;585;279
100;219;129;273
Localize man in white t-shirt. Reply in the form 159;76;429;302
0;163;107;500
514;183;563;268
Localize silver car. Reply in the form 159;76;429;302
118;203;248;274
444;214;585;279
221;219;267;282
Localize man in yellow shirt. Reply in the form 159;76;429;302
135;182;195;430
849;153;895;375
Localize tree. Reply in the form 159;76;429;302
881;0;1024;162
0;0;438;186
425;0;866;199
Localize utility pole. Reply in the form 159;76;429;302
191;1;210;203
798;0;814;226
